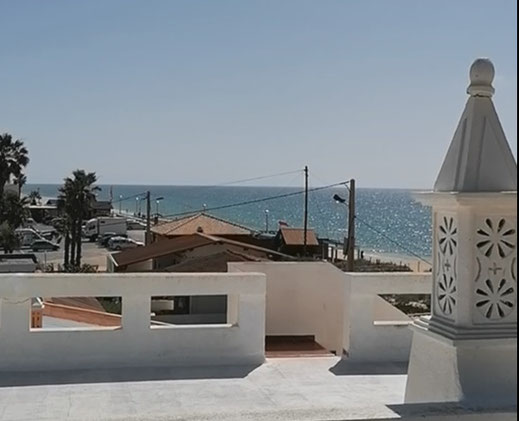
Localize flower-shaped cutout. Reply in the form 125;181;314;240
439;216;457;256
475;278;516;320
477;218;516;259
437;273;456;316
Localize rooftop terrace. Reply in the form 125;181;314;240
1;358;513;421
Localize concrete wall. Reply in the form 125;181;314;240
0;272;266;371
345;273;432;363
230;262;432;362
230;262;347;354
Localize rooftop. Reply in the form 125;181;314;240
0;357;500;421
111;232;292;268
279;227;319;246
151;213;255;237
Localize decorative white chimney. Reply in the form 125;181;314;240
405;59;517;407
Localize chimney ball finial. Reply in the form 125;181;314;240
467;58;495;97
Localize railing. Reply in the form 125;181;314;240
0;272;266;372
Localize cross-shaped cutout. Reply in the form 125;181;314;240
489;262;503;276
444;260;452;271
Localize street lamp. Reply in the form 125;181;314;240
155;197;164;217
135;197;140;216
332;179;356;272
264;209;270;233
119;195;123;215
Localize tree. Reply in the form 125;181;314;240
0;133;29;198
28;190;42;205
0;222;21;254
58;170;100;269
0;191;30;228
13;174;27;196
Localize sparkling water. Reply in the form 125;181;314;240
25;184;432;259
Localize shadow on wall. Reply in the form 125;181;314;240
329;359;408;376
0;364;262;388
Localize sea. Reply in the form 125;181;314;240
24;184;433;261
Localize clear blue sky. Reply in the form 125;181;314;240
1;0;516;188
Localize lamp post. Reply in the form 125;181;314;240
135;197;140;216
333;179;356;271
155;197;164;218
264;209;269;233
119;195;122;215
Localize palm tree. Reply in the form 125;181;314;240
0;222;21;254
0;133;29;198
13;174;27;196
28;190;42;205
59;170;100;269
0;191;30;228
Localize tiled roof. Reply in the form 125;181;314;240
111;232;293;268
280;228;319;246
151;213;255;237
164;250;262;272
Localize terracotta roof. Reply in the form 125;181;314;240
164;250;262;273
280;228;319;246
151;213;255;237
111;232;293;268
111;234;213;267
44;297;105;312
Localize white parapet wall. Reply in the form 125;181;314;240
0;272;266;371
345;272;432;363
229;261;347;354
229;262;432;362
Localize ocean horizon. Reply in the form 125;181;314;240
24;183;433;261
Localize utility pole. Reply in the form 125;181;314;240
347;179;356;271
303;165;309;256
146;191;151;246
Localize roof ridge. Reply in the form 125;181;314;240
198;212;256;233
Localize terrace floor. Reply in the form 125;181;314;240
0;358;510;421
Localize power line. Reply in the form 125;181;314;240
160;180;350;220
214;169;303;186
355;215;432;266
332;194;431;266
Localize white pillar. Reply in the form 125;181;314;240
405;59;517;408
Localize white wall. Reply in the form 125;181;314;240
230;262;432;362
230;262;347;354
345;273;432;363
0;272;266;371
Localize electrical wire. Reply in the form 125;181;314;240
213;169;303;186
355;215;432;266
160;180;350;220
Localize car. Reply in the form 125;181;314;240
31;239;60;252
107;237;143;251
98;232;128;247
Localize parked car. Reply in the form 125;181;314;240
108;237;143;251
31;239;60;252
97;232;127;247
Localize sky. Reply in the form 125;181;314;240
1;0;517;188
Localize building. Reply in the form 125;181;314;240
107;232;294;324
108;232;293;273
151;212;258;242
274;227;320;256
88;199;113;218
